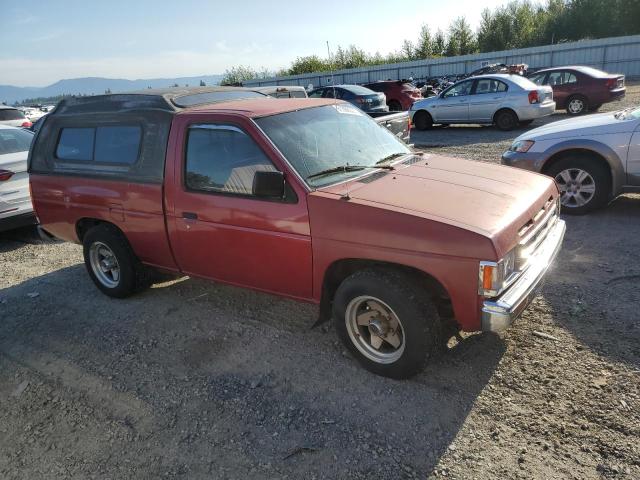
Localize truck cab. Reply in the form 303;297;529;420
29;87;566;379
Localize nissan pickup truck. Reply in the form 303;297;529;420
29;87;566;379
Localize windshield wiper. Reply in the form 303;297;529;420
614;106;634;119
376;152;410;165
307;164;393;180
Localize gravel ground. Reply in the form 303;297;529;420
1;85;639;480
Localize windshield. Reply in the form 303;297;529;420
256;104;410;187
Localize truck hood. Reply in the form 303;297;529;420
317;154;557;255
515;111;637;141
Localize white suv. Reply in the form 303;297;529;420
0;125;36;231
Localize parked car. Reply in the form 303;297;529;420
29;88;565;379
251;85;308;98
527;66;625;115
0;125;36;231
308;85;389;114
0;105;32;129
502;106;640;214
362;80;422;111
410;74;555;131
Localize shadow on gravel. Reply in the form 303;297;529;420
0;225;59;253
543;194;640;369
409;112;568;148
0;261;506;478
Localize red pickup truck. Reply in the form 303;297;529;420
29;87;566;378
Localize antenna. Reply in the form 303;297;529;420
326;40;350;200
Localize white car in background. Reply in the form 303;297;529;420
410;74;555;131
0;125;36;231
502;106;640;214
0;105;32;128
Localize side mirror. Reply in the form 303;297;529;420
253;170;285;199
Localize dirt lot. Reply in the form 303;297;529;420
1;86;639;480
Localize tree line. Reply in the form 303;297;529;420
221;0;640;84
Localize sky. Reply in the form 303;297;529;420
1;0;513;87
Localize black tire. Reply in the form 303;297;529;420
82;224;151;298
544;155;610;215
388;100;402;112
413;110;433;130
566;95;588;116
332;269;442;379
494;109;519;131
519;119;534;127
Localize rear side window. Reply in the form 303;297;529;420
0;128;33;155
0;109;26;121
56;125;141;164
474;79;508;94
185;124;276;195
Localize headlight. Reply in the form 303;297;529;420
509;140;535;153
478;250;518;297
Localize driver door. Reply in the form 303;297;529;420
165;115;313;300
434;80;473;122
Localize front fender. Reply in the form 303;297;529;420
538;139;626;195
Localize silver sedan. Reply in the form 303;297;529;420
410;74;555;131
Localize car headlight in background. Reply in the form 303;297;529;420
509;140;535;153
478;249;518;297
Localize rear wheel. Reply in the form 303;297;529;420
83;224;151;297
388;100;402;112
566;95;588;115
494;109;519;131
333;269;441;379
545;155;610;215
413;110;433;130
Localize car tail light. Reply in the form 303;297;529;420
605;78;616;89
528;90;539;104
0;169;15;181
21;120;32;128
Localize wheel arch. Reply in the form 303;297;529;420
317;258;452;326
76;218;121;243
539;142;625;197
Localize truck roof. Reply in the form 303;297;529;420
52;86;335;118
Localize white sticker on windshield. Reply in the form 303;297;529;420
332;104;363;116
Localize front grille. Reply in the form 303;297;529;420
516;196;558;270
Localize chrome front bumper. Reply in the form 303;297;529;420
481;218;566;332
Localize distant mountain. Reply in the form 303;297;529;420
0;75;224;104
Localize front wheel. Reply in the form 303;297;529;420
333;269;441;379
413;110;433;130
545;155;610;215
83;224;151;298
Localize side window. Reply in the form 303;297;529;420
185;125;277;196
547;72;565;86
566;73;577;84
496;80;508;92
56;127;94;161
55;125;141;164
323;89;336;99
443;80;472;98
95;126;141;164
308;89;323;98
474;79;507;94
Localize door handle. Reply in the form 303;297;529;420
182;212;198;220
